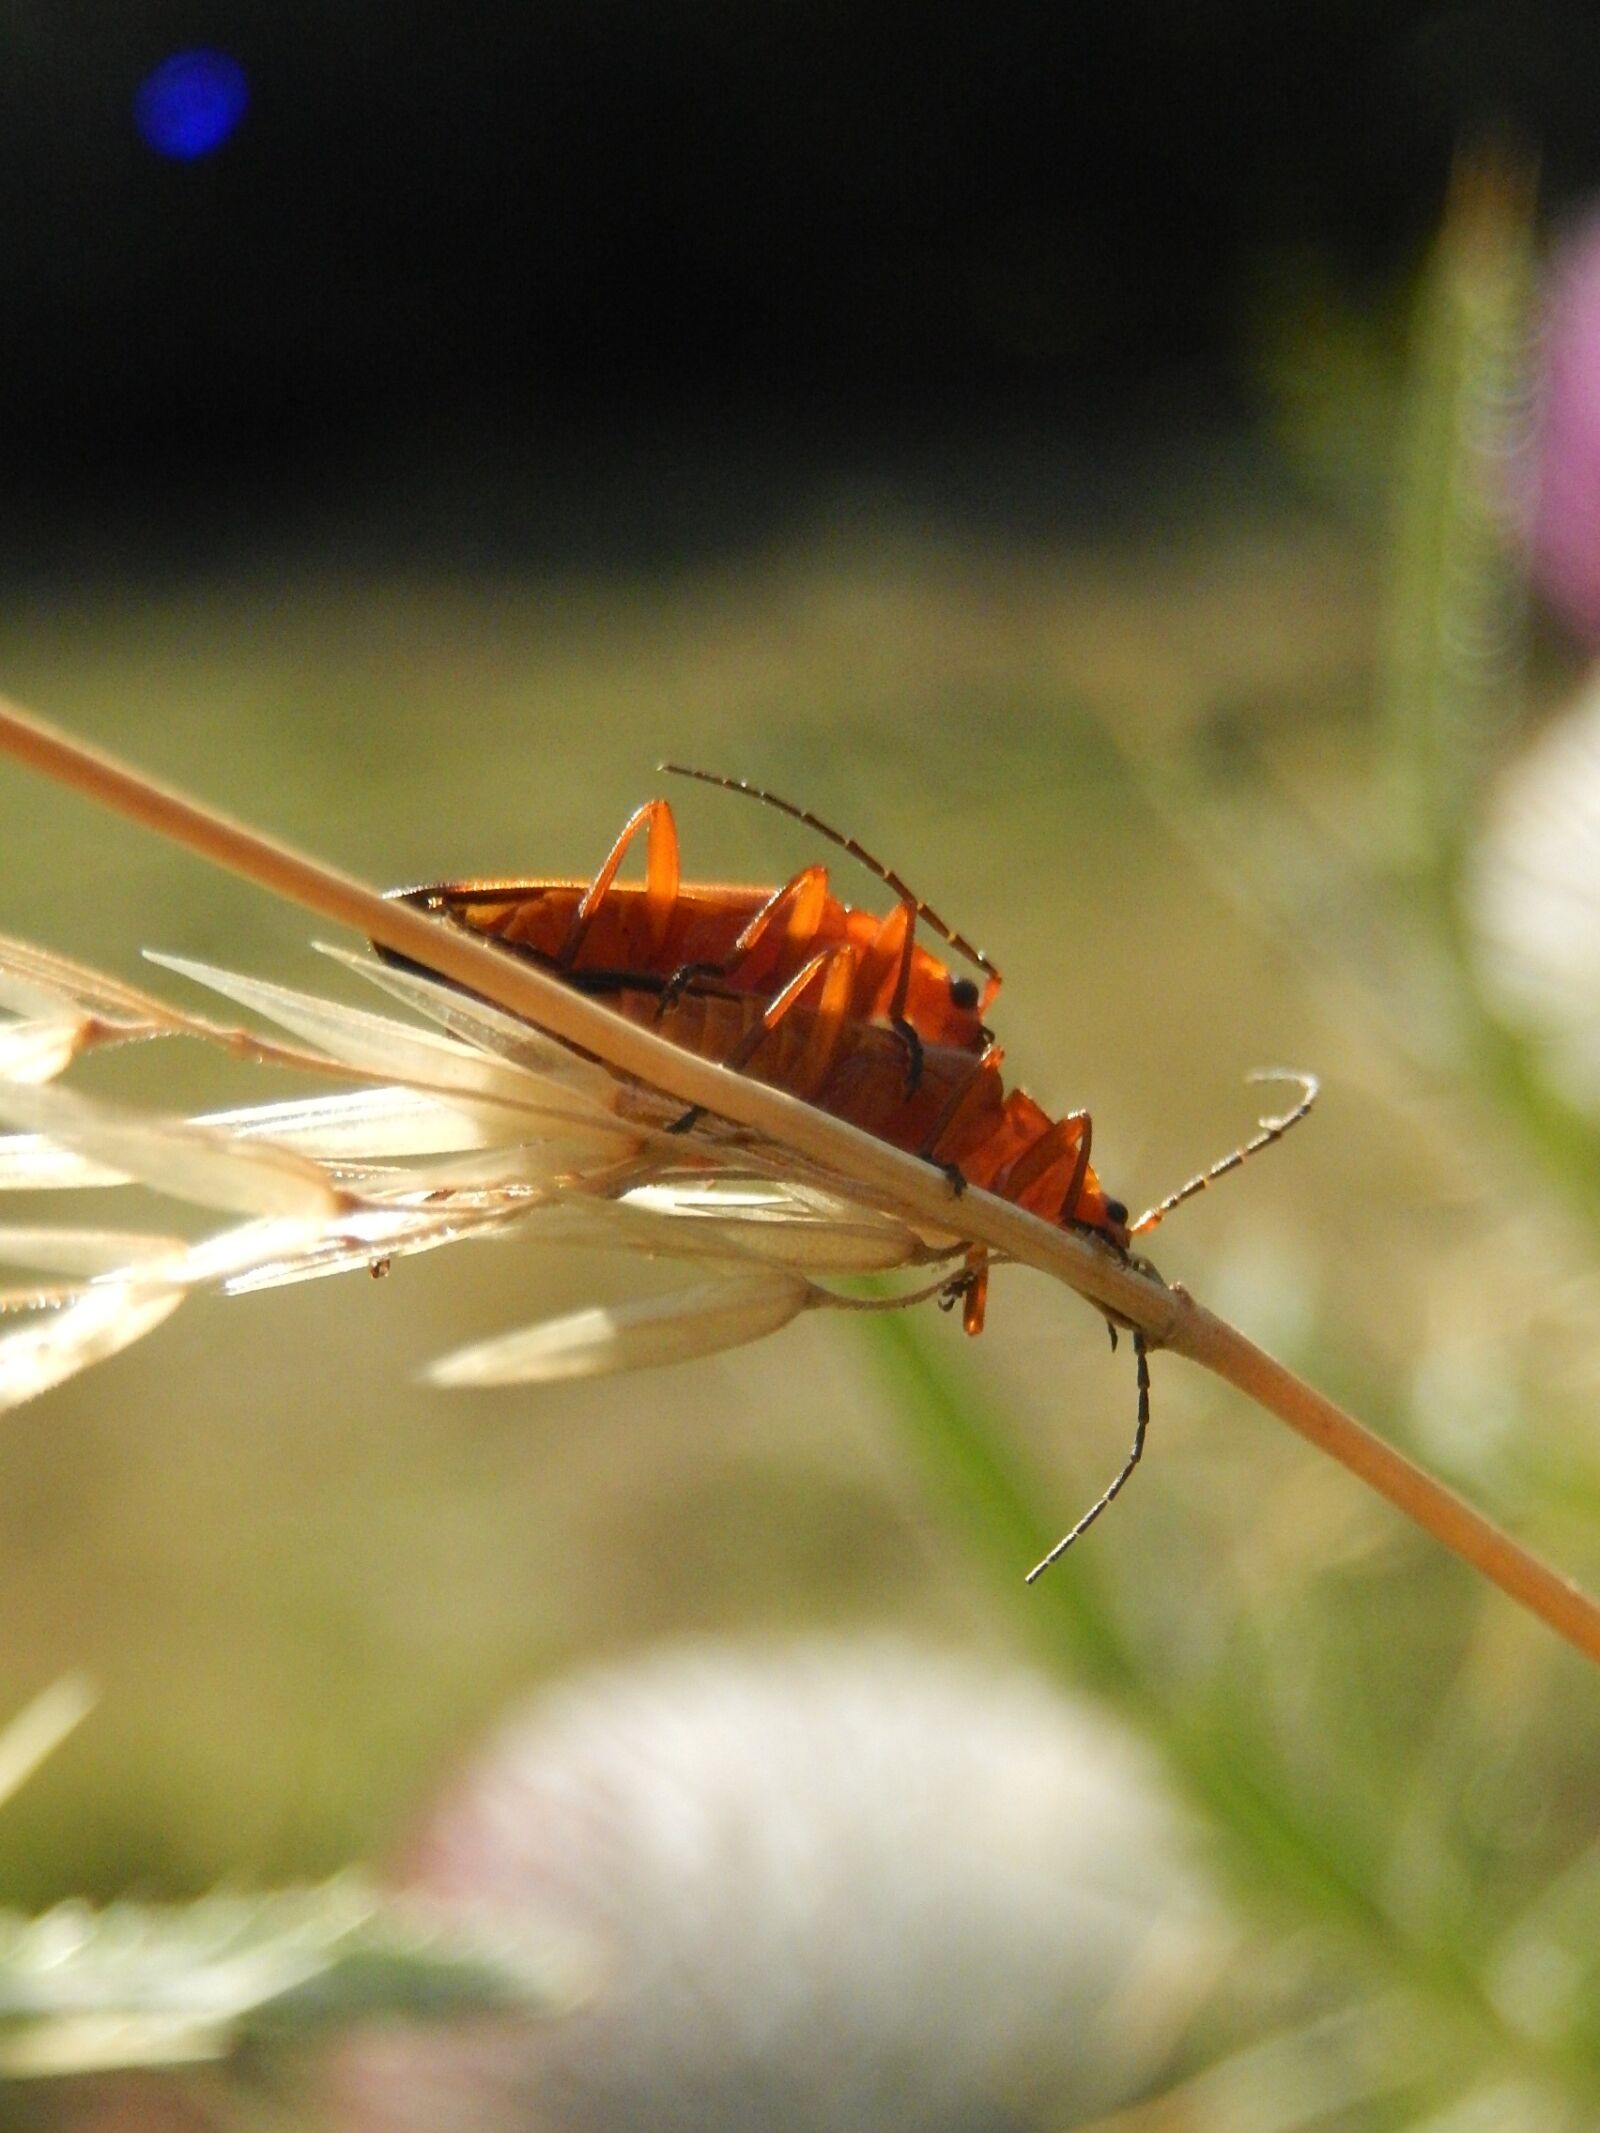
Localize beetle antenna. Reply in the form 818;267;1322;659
1025;1331;1150;1578
1130;1071;1319;1237
659;763;1000;993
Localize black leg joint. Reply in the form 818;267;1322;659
892;1016;925;1096
655;959;726;1020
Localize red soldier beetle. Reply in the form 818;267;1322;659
385;779;1316;1571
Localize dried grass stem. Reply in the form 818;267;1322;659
1;692;1596;1663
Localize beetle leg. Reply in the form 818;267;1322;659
1059;1122;1092;1227
938;1245;989;1330
891;1016;925;1094
658;865;834;1015
725;867;832;984
992;1109;1092;1219
959;1250;988;1334
780;945;859;1098
663;944;858;1131
934;1253;988;1334
561;798;682;967
854;900;924;1093
917;1045;1004;1180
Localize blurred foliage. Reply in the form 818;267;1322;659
0;1690;570;2100
0;1878;569;2080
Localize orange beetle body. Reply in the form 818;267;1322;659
388;794;1130;1287
393;875;992;1052
390;789;1000;1057
615;982;1130;1251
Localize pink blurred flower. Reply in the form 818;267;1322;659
1529;213;1600;643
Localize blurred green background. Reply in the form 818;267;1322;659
5;8;1600;2128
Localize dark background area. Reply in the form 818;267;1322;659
7;0;1600;537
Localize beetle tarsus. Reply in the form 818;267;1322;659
892;1014;925;1096
655;958;725;1020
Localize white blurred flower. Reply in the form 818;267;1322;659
0;935;951;1413
1470;669;1600;1112
331;1639;1233;2133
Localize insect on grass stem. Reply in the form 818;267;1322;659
0;692;1598;1665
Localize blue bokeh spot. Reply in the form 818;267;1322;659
134;49;249;160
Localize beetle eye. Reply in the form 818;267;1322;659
1104;1198;1129;1226
949;976;979;1010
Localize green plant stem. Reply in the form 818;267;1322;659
866;1310;1600;2098
867;1311;1401;1922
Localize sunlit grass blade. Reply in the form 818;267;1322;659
215;1204;516;1293
0;1018;92;1084
153;949;648;1162
618;1175;925;1272
0;932;184;1030
0;1225;188;1274
467;1179;925;1279
194;1085;511;1160
0;1133;127;1191
0;1075;345;1221
153;949;610;1115
0;1677;97;1812
428;1267;813;1385
318;940;622;1098
0;1282;185;1412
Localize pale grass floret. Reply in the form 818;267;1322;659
0;935;948;1413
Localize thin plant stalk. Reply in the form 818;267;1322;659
0;692;1596;1662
